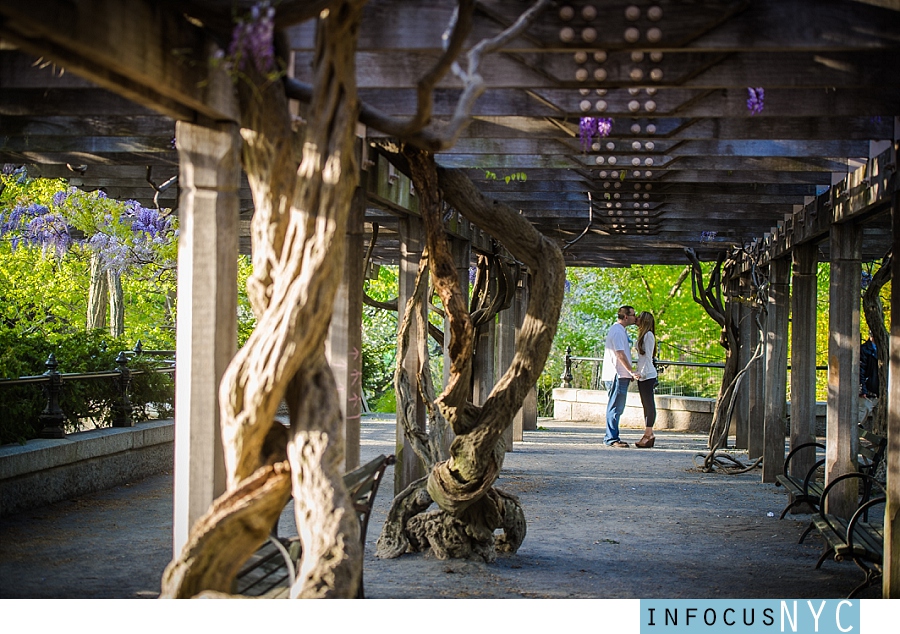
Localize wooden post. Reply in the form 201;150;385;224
498;282;517;452
789;243;819;505
747;273;765;460
172;120;239;556
441;236;470;454
519;272;539;432
395;215;427;494
473;264;497;408
512;271;528;442
326;151;366;472
762;256;789;483
734;270;752;449
826;221;862;518
884;189;900;598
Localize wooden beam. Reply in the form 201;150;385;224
0;0;237;122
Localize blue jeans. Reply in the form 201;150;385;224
605;377;631;445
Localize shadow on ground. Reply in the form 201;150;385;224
0;418;874;599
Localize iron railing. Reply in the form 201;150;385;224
0;342;175;439
560;345;829;399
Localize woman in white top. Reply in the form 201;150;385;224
634;311;659;448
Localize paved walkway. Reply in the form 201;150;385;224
0;416;877;599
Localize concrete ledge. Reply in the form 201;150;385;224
553;388;826;433
0;419;174;517
554;389;715;432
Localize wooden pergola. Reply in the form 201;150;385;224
1;0;898;597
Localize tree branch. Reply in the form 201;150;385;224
282;0;551;151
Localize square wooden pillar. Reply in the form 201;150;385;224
885;188;900;598
473;315;496;408
762;257;789;483
826;221;862;518
512;271;528;441
440;236;471;455
497;269;517;452
789;243;819;494
326;158;366;472
172;120;240;555
748;273;765;460
395;215;427;495
734;271;753;449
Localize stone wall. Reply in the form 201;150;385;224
552;388;827;433
0;419;173;517
553;388;715;431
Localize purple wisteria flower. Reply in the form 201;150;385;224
1;203;70;256
579;117;613;152
746;87;764;115
28;213;72;257
51;189;71;208
228;1;276;75
88;233;130;272
128;203;173;240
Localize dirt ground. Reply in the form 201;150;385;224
0;416;878;599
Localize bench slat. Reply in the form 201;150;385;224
234;453;395;598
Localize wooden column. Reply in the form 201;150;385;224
443;237;470;389
885;189;900;598
172;121;239;555
497;285;517;452
473;264;497;407
762;257;789;483
519;272;539;432
789;243;819;501
748;274;765;460
734;271;752;449
440;237;470;455
826;221;862;518
512;271;527;442
326;158;366;472
395;215;427;494
724;273;741;442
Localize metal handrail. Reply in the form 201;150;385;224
559;345;826;394
0;349;175;439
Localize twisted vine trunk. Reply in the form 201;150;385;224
862;255;891;436
377;149;564;561
685;249;742;450
86;251;108;331
161;1;366;598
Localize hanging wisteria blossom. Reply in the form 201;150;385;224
579;117;613;152
746;87;764;115
227;1;277;74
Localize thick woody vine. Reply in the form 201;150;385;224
160;0;555;598
375;147;564;561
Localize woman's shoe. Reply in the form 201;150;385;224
635;435;655;448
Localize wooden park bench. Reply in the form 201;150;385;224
234;453;395;598
775;427;886;542
810;471;886;598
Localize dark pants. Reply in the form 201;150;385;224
604;377;631;444
637;377;658;428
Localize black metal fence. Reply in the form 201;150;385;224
0;342;175;439
559;341;829;400
560;341;727;398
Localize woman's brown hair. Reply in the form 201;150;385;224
637;311;657;357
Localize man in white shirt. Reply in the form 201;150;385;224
600;305;638;447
